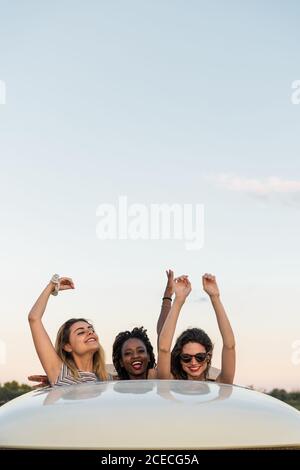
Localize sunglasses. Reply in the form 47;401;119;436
179;353;209;363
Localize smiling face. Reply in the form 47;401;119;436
180;342;209;380
120;338;150;379
64;321;100;356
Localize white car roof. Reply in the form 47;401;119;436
0;380;300;449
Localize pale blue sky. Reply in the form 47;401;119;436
0;1;300;390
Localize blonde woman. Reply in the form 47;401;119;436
28;275;111;386
29;269;176;386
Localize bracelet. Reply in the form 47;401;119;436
162;296;172;301
50;274;60;296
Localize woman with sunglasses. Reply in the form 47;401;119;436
157;274;235;384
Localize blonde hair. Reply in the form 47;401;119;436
55;318;108;381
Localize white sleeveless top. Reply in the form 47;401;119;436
53;363;114;386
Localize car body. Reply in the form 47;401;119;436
0;380;300;449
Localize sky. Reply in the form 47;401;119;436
0;0;299;391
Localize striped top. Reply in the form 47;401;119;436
53;363;114;387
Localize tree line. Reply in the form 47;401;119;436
0;381;32;406
269;388;300;411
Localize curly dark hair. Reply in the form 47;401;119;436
112;326;156;380
171;328;213;380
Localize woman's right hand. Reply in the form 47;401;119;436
174;276;192;301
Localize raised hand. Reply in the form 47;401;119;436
57;277;75;291
165;269;175;296
174;276;192;301
157;270;175;338
158;274;191;379
202;273;220;298
27;276;73;386
202;273;235;384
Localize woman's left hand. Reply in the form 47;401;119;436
28;374;50;388
202;273;220;298
58;277;75;291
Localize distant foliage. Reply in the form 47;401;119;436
269;388;300;411
0;381;32;406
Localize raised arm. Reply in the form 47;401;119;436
156;270;174;339
157;276;191;379
28;276;74;384
202;274;235;385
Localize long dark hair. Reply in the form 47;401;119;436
171;328;213;380
112;326;156;379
